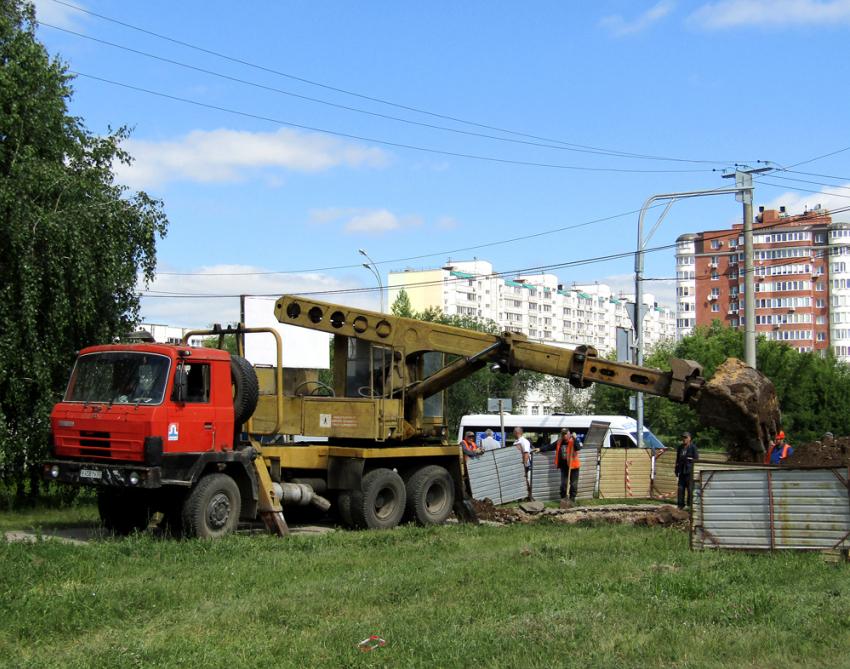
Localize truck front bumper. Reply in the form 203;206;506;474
43;459;162;489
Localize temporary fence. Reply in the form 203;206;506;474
598;449;652;499
530;448;599;502
692;465;850;552
652;450;729;499
466;447;528;505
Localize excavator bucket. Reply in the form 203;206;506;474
695;358;781;454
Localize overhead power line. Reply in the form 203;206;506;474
41;22;741;165
44;0;748;166
73;71;714;176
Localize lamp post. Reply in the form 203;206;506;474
359;249;383;313
634;186;744;453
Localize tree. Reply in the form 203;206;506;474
390;288;413;318
0;2;168;498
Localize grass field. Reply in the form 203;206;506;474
1;507;848;669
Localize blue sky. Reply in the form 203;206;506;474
31;0;850;327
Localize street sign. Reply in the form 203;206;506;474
624;302;648;331
616;327;633;364
488;398;512;412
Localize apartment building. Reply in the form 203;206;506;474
388;260;676;415
675;206;850;358
136;322;205;347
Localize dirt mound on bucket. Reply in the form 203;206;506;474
783;437;850;467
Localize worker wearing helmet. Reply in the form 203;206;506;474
765;431;793;465
461;431;479;464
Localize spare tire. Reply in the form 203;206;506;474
231;355;259;425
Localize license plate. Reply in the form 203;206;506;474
80;469;102;480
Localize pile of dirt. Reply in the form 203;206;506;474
783;437;850;467
470;497;497;521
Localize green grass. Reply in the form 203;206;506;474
1;512;848;668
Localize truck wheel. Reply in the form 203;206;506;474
182;473;241;539
351;469;406;530
404;465;455;526
231;355;259;425
98;490;150;536
336;490;357;529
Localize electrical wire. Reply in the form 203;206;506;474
41;22;745;165
72;71;713;176
43;0;747;166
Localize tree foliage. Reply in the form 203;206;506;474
0;2;168;497
591;319;850;448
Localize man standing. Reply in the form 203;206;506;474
765;431;793;464
481;429;501;451
514;427;532;482
461;431;478;464
540;428;582;506
675;431;699;510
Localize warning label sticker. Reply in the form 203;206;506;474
319;414;358;429
332;415;358;428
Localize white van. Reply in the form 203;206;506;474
458;414;668;451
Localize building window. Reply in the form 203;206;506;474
818;332;826;342
711;240;721;249
817;299;825;308
816;234;825;243
711;304;719;312
817;283;825;291
711;271;719;281
817;316;826;325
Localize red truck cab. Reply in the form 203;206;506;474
44;343;257;536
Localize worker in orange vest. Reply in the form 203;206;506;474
539;428;582;506
765;431;793;465
461;431;479;464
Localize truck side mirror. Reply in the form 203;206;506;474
172;369;188;403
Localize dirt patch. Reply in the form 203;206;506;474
783;437;850;468
470;497;497;521
697;358;781;456
475;502;690;529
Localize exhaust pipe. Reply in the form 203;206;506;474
272;482;331;512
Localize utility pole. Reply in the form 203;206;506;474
722;167;772;368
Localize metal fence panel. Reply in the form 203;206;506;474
693;467;850;551
467;448;528;505
599;449;652;499
530;448;598;502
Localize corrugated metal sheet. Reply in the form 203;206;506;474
653;450;729;499
467;448;528;505
693;467;850;551
599;449;652;499
529;448;598;502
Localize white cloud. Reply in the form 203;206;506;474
138;264;380;328
115;128;389;190
599;0;676;35
689;0;850;29
33;0;84;29
761;182;850;216
309;207;424;236
344;211;422;235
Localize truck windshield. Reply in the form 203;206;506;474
64;352;171;405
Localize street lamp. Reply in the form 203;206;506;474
359;249;383;313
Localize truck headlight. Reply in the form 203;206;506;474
50;465;60;478
129;471;140;485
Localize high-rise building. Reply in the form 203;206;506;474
675;206;850;358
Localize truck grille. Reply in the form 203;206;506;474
79;431;111;457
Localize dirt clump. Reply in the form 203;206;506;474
783;437;850;468
470;497;497;521
697;358;781;455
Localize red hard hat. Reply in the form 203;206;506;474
777;431;785;439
